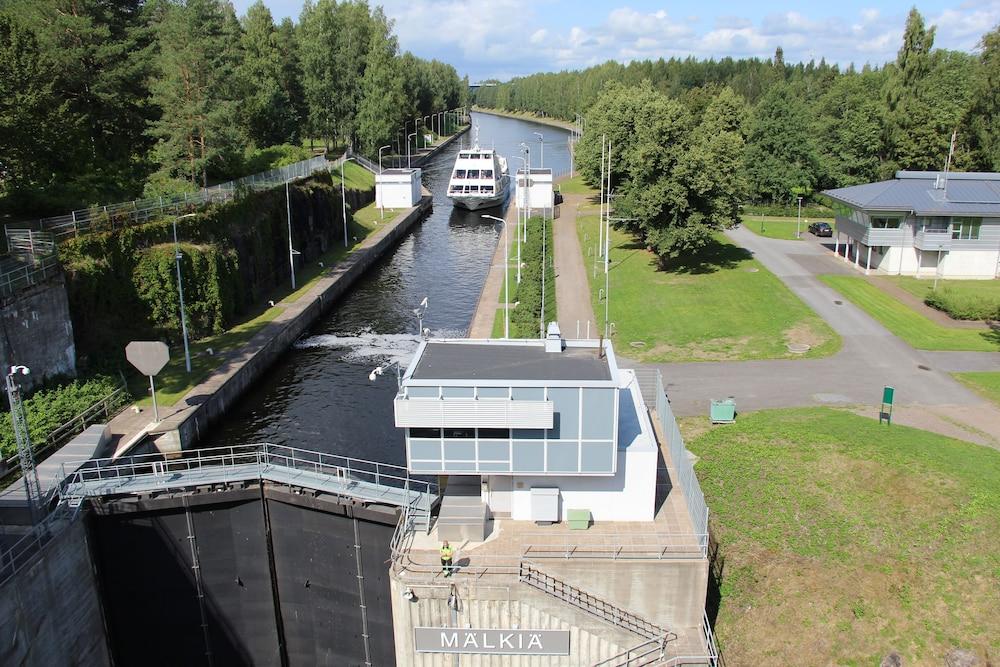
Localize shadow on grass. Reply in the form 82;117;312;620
982;322;1000;348
657;237;754;275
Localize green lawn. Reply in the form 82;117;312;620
888;276;999;303
741;215;832;241
887;275;1000;320
953;371;1000;407
576;215;839;362
558;175;597;195
135;199;385;408
491;308;506;338
820;275;1000;351
330;161;375;190
683;407;1000;666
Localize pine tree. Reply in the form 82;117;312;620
355;12;405;155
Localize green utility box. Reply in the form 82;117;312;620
567;509;591;530
710;398;736;424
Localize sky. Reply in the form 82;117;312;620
233;0;1000;80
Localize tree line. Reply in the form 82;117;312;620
477;10;999;259
0;0;467;216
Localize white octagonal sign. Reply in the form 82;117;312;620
125;341;170;376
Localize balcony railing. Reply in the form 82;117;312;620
914;228;953;251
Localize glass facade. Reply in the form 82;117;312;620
405;384;617;475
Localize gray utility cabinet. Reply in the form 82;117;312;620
530;487;560;523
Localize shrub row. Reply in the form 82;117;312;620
509;216;557;338
924;288;1000;321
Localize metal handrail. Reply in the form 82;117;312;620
591;637;666;667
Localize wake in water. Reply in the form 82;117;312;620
293;328;466;365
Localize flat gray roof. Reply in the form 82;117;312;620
824;171;1000;216
410;342;612;382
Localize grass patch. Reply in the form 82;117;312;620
132;306;283;408
330;161;375;191
558;175;596;195
953;371;1000;407
576;217;839;362
821;275;1000;351
741;215;831;241
491;309;507;338
684;407;1000;665
889;276;1000;321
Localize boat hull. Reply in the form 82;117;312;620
448;191;507;211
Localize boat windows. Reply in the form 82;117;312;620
482;186;494;194
459;152;472;159
453;170;466;179
467;170;481;179
469;185;480;193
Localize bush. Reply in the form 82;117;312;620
744;203;833;218
924;287;1000;321
1;374;126;459
509;216;556;338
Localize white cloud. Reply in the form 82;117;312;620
374;1;1000;80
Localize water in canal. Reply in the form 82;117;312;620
206;112;573;464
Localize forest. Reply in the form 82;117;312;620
476;10;999;256
0;0;467;216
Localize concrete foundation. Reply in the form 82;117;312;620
0;518;109;666
0;272;76;391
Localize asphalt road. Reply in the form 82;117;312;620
634;227;1000;418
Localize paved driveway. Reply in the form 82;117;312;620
635;227;1000;445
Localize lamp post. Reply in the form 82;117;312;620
422;116;430;147
173;212;198;372
368;360;405;389
378;145;391;220
341;157;359;248
6;365;41;523
515;153;528;284
407;132;417;168
533;131;544;168
796;196;803;238
482;214;509;338
284;180;300;289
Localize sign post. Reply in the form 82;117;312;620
126;341;170;423
880;386;895;425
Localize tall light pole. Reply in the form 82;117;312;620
6;365;41;524
173;212;197;372
519;143;530;242
515;152;528;284
422;116;431;147
341;157;359;248
285;179;299;288
482;214;509;338
378;145;391;220
796;196;803;238
533;131;544;168
407;132;417;168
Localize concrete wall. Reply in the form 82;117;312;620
0;518;109;666
150;197;433;453
389;577;637;666
538;559;709;630
0;273;76;391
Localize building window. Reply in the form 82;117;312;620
443;428;474;439
951;217;982;240
410;428;441;439
870;216;901;229
478;428;510;439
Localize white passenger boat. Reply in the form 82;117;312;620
446;131;509;211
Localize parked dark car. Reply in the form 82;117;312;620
808;221;833;237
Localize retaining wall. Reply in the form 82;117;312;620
0;272;76;391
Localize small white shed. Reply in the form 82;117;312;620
515;168;554;214
376;168;422;209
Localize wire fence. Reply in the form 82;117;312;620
8;155;337;243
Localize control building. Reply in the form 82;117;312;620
389;328;718;665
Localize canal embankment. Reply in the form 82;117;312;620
471;106;578;132
117;194;434;456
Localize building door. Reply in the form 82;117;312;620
487;476;512;516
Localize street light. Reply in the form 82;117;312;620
285;180;300;289
796;196;803;238
341;157;359;248
6;365;41;523
407;132;417;168
533;131;544;168
368;360;404;388
173;212;198;372
482;214;509;338
515;152;528;284
378;145;391;220
422;116;430;147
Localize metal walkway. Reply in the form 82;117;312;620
58;444;437;530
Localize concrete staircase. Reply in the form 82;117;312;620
436;477;488;542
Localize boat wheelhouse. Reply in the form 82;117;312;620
446;146;509;211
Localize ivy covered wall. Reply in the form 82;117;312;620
59;172;373;364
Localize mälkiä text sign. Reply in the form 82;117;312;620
414;628;570;655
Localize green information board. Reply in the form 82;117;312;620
882;386;895;405
880;386;895;425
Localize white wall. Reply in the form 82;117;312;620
376;170;421;208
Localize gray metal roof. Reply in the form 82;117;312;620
411;342;612;382
823;171;1000;216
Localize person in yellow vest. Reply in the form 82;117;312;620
440;540;454;577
